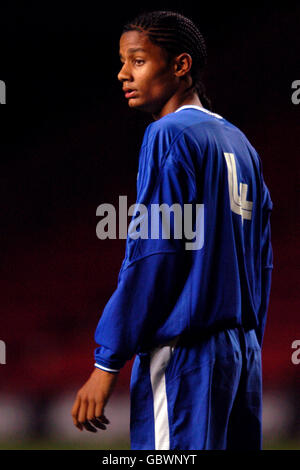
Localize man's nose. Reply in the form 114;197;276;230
117;63;132;82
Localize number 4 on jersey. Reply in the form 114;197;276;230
224;152;253;221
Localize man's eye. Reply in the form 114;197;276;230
134;59;145;66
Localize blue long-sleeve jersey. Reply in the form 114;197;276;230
94;106;273;373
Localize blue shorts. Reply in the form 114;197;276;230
129;327;262;450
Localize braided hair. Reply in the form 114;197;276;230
122;10;212;111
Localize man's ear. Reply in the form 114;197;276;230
173;53;193;77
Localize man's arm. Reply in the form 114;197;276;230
71;368;118;432
71;128;196;431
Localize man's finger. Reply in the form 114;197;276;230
82;420;97;433
95;402;105;420
87;400;96;422
91;417;106;430
71;396;82;429
78;400;88;426
97;415;110;425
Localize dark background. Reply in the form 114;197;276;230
0;0;299;447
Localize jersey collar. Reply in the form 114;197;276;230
174;105;223;120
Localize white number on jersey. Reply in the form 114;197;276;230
224;152;253;221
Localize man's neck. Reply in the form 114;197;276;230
152;90;203;121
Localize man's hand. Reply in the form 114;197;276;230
71;367;119;432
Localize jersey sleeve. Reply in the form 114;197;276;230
94;126;196;372
255;178;273;347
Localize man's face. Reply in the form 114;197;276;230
118;31;178;116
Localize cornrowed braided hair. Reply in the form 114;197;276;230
122;10;212;111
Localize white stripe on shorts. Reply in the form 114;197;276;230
149;336;179;450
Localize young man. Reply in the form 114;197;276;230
71;11;273;450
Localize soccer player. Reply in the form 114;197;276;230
71;11;273;450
